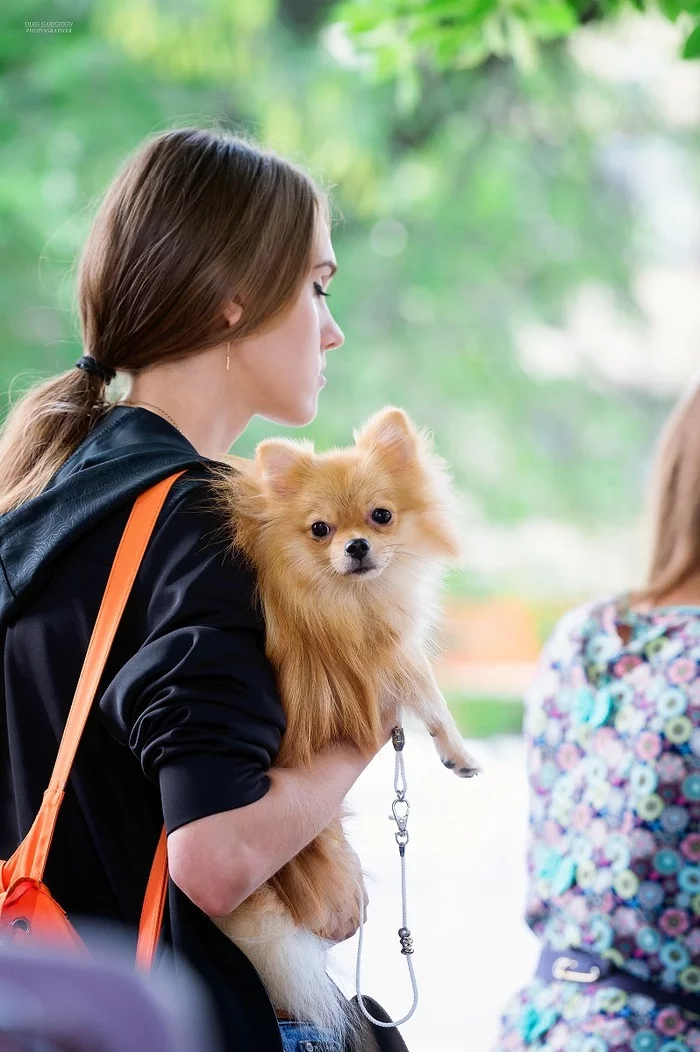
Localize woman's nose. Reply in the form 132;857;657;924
323;316;345;353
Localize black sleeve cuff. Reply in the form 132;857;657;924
158;753;271;835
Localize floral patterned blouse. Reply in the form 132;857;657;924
495;597;700;1052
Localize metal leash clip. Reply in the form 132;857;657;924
390;797;410;853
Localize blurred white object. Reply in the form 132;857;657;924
331;726;538;1052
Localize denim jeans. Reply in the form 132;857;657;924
277;1019;343;1052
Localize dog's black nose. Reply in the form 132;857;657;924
345;538;370;560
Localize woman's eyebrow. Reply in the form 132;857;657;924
315;260;337;277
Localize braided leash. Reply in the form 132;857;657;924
355;725;419;1028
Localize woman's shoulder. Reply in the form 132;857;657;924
161;459;238;516
137;462;263;630
154;460;245;551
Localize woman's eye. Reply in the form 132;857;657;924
313;281;330;298
311;521;331;538
371;508;392;525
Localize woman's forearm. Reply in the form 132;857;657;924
228;741;373;909
167;740;374;917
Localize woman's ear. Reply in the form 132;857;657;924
254;438;315;498
353;406;418;471
223;299;244;328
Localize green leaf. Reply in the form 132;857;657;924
657;0;681;20
332;0;385;33
682;22;700;55
529;0;579;37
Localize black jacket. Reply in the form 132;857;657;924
0;404;286;1052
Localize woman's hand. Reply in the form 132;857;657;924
317;845;369;943
311;713;399;942
321;882;369;943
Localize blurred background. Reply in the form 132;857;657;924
4;1;700;1048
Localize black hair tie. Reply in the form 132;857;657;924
74;355;116;383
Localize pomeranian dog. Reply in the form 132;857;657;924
205;406;481;1038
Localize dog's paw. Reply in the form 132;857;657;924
430;724;483;778
439;747;483;778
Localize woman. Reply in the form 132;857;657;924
0;127;395;1052
495;383;700;1051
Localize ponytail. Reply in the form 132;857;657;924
0;366;112;515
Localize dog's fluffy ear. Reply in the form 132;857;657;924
254;438;315;498
353;406;417;469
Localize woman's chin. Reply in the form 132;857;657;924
265;397;319;429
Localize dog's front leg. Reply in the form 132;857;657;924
401;654;482;778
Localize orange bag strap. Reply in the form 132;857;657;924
135;824;168;971
5;469;187;962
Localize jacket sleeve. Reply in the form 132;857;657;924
98;471;286;835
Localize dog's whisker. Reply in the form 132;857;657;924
380;546;433;567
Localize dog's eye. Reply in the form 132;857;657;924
371;508;392;525
311;521;331;538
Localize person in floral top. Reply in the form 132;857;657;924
494;385;700;1052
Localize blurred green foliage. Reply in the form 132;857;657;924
449;695;524;737
0;0;677;559
333;0;700;85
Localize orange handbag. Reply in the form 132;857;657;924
0;470;188;971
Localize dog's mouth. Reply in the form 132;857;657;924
341;561;384;579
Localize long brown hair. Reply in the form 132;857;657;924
0;126;331;515
635;379;700;604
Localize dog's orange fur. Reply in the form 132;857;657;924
206;406;475;943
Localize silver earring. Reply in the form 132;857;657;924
226;341;230;372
